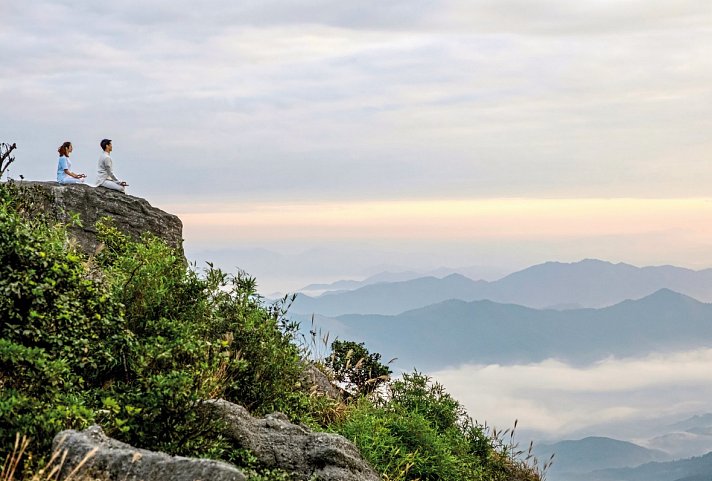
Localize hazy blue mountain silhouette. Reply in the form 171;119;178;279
299;271;421;292
533;437;670;480
298;265;508;293
289;259;712;316
578;451;712;481
291;273;487;315
639;414;712;458
308;289;712;369
667;414;712;433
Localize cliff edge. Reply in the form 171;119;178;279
15;181;183;257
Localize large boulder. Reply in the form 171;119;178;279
52;425;246;481
13;181;183;256
203;399;381;481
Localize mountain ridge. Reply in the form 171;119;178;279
290;259;712;316
532;436;671;480
301;289;712;369
579;451;712;481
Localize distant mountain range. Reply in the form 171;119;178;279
298;265;508;294
533;436;670;481
301;289;712;369
578;451;712;481
645;414;712;458
289;259;712;316
528;412;712;481
299;271;422;294
668;414;712;433
287;258;712;479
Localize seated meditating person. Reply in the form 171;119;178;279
95;139;128;193
56;141;87;184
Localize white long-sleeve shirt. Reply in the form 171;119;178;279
95;151;119;186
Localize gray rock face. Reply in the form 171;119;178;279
204;399;381;481
15;181;183;256
52;425;246;481
303;363;345;400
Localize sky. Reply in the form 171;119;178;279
3;0;712;445
2;1;711;291
0;0;712;291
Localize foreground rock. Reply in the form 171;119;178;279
15;181;183;256
204;399;381;481
52;426;246;481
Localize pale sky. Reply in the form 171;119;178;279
2;1;711;285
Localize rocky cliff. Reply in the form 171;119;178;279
14;181;183;256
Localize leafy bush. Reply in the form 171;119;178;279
333;371;541;481
326;339;391;396
334;372;487;480
198;269;305;415
89;219;308;454
0;193;123;452
0;185;309;462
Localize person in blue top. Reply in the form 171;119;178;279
56;141;87;184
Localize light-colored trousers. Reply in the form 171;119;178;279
58;176;85;185
98;180;125;192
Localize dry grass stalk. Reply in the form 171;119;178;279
62;448;97;481
1;433;29;481
32;447;68;481
2;433;98;481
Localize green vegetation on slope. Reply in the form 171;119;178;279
0;182;541;481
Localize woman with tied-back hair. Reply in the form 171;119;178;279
56;141;87;184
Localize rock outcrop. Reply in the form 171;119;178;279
15;181;183;256
203;399;381;481
53;402;380;481
303;363;345;400
52;426;246;481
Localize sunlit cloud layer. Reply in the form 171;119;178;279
431;348;712;436
177;196;712;292
175;197;712;240
177;197;712;267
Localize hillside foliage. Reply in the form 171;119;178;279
0;181;541;480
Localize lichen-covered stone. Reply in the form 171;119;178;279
16;181;183;256
203;399;381;481
52;426;246;481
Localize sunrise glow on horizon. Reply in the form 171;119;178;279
174;197;712;244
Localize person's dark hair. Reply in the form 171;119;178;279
58;142;72;157
100;139;112;151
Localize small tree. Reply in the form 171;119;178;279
0;142;18;179
326;340;391;396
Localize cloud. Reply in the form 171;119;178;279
430;348;712;436
1;1;710;202
436;0;712;35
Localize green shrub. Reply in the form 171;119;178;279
192;268;306;416
0;187;309;461
94;218;207;333
334;375;489;481
0;196;123;454
333;371;540;481
326;340;391;396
